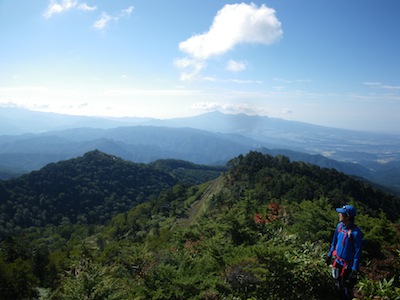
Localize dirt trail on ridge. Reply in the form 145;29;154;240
183;175;224;226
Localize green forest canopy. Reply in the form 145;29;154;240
0;150;399;299
0;150;225;240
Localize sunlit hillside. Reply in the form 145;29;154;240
0;151;399;299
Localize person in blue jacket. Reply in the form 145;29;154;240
326;205;363;300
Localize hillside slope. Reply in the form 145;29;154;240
97;151;400;299
0;151;399;299
0;150;176;235
0;151;224;241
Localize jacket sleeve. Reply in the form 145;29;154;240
352;230;363;271
327;224;339;257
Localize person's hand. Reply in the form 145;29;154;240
348;270;357;280
346;270;358;285
325;256;331;266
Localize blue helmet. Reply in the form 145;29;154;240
336;205;356;217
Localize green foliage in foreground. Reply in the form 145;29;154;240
0;151;399;299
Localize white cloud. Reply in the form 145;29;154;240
274;77;292;84
191;102;223;111
93;6;134;30
229;79;262;84
44;0;77;18
226;60;247;72
176;3;282;81
191;101;270;115
44;1;96;18
281;107;293;114
77;3;97;11
274;77;312;84
120;6;134;17
364;81;400;90
44;1;132;31
93;12;112;30
179;3;282;59
192;77;261;84
173;58;206;81
363;81;381;87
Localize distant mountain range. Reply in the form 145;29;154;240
1;107;399;193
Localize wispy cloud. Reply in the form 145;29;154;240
44;0;77;18
44;1;133;31
281;107;293;114
173;58;206;81
197;76;261;84
273;77;312;84
229;79;262;84
363;81;400;90
92;6;134;30
120;6;134;17
93;12;112;30
44;0;97;18
77;3;97;11
226;60;247;73
190;101;271;115
175;3;282;81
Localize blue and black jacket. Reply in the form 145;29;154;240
328;222;363;271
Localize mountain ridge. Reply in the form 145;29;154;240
1;107;399;192
0;150;226;240
1;151;399;299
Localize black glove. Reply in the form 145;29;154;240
325;256;331;266
348;270;357;280
346;270;358;285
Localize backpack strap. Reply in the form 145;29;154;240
332;256;350;277
332;223;357;276
338;223;357;246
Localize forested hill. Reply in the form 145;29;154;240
226;152;400;221
96;151;400;299
1;151;400;299
0;150;224;241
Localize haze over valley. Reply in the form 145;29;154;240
1;107;399;193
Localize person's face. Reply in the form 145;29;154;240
339;212;348;222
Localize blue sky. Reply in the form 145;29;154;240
1;0;399;133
